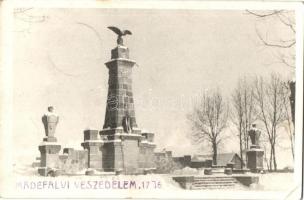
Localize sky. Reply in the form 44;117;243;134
11;8;295;168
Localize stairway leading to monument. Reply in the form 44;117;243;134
190;176;238;190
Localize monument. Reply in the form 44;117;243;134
246;124;264;172
36;27;156;176
38;106;61;176
99;26;156;174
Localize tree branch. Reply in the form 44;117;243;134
255;26;295;48
246;10;282;18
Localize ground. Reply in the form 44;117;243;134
0;164;300;199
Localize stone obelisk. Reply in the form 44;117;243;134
38;106;61;176
100;27;143;174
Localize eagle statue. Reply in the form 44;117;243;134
107;26;132;45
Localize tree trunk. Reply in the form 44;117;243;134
239;126;243;169
291;135;294;160
269;146;273;171
212;142;217;166
264;146;270;171
272;143;277;171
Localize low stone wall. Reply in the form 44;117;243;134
59;148;88;174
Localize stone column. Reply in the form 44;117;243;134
81;129;103;172
139;132;156;173
246;124;264;172
38;106;62;176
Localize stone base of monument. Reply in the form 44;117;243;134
232;168;250;174
43;136;57;142
81;130;104;170
224;168;232;175
204;168;213;175
246;148;264;173
38;167;49;176
102;133;144;175
38;143;61;176
85;169;96;176
38;167;62;177
143;168;156;175
233;174;259;187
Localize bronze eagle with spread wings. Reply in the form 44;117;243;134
107;26;132;45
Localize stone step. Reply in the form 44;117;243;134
193;181;236;185
191;185;235;190
194;176;235;179
193;181;236;184
194;178;236;181
192;184;235;187
194;182;237;185
190;176;238;190
192;183;236;187
194;178;237;181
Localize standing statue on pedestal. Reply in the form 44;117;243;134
38;106;61;176
123;114;132;133
248;123;261;148
246;123;264;172
42;106;59;142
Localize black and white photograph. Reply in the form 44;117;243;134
0;1;303;199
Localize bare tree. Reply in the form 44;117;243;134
231;77;257;168
254;74;286;171
188;90;229;165
246;10;295;68
248;10;296;163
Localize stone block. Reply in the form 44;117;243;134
233;175;259;186
43;136;57;142
224;168;232;175
84;129;99;141
183;155;191;167
204;168;212;175
81;140;103;170
141;132;155;142
39;143;61;154
111;46;129;59
250;145;260;149
63;148;74;155
85;169;95;176
38;144;61;176
247;149;264;172
38;167;48;176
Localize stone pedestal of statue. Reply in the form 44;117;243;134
246;124;264;173
246;148;264;173
38;143;61;176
